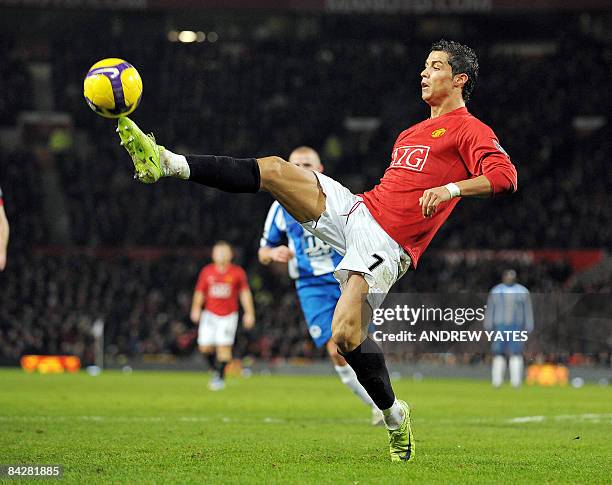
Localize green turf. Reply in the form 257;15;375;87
0;369;610;484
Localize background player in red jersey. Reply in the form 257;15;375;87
190;241;255;391
0;185;9;271
120;39;517;461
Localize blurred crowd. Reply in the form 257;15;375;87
1;11;611;249
0;10;610;365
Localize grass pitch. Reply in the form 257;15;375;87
0;369;610;484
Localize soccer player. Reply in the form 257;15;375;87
190;241;255;391
117;39;517;462
259;146;383;426
484;269;534;388
0;185;9;271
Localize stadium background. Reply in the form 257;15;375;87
0;0;610;374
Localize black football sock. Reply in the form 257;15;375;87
216;361;228;380
186;155;260;193
340;337;395;410
204;352;216;371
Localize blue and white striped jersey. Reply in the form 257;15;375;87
260;201;343;286
484;283;534;331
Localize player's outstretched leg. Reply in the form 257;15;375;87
117;118;166;183
327;341;384;426
332;273;414;462
116;117;325;223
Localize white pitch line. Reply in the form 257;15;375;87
507;416;545;423
263;417;284;423
507;413;612;424
0;415;287;424
1;413;610;425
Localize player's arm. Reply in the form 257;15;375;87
524;290;534;334
190;268;208;324
239;288;255;329
258;202;294;265
483;291;495;330
190;290;205;325
419;174;503;217
0;203;9;271
420;124;518;217
258;246;294;265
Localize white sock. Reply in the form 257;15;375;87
509;355;524;388
382;399;404;430
334;365;376;409
492;355;506;387
160;148;190;179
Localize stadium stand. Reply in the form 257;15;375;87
0;9;609;366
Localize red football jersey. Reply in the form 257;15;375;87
362;107;517;268
195;263;249;316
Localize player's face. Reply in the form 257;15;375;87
212;245;233;265
502;270;517;285
289;153;323;173
420;51;455;105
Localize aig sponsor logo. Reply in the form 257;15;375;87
390;145;431;172
210;283;232;298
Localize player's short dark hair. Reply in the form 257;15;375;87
430;39;479;103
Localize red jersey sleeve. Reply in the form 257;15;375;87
457;120;518;196
236;267;249;292
195;267;208;294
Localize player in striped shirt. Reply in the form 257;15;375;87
484;269;534;388
259;146;383;425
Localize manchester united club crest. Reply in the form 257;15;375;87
431;128;446;138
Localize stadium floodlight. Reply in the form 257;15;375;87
178;31;197;43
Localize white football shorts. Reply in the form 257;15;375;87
197;310;239;346
301;172;411;311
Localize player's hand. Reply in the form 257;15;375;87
270;246;294;263
243;313;255;329
419;186;452;218
0;252;5;271
190;309;201;325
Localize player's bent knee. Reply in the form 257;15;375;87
216;346;232;362
330;352;347;366
257;156;285;190
326;340;346;365
332;318;362;354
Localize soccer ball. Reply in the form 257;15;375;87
83;58;142;118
